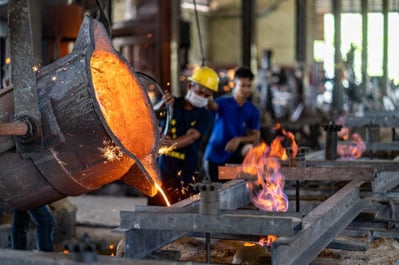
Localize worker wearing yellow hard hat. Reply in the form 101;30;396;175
188;66;219;93
148;66;219;206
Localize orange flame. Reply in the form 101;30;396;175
338;127;350;140
259;235;277;247
241;127;298;246
337;132;366;159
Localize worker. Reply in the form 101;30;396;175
148;66;219;206
204;66;261;182
11;205;54;252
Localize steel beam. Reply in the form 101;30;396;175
272;181;366;265
8;0;41;138
120;208;301;236
218;165;375;181
304;159;399;172
372;171;399;193
0;248;202;265
345;113;399;128
118;179;251;259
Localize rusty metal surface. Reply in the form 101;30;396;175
8;0;41;137
305;159;399;172
0;16;161;210
272;181;366;265
218;165;376;181
0;86;14;153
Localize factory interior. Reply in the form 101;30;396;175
1;0;399;264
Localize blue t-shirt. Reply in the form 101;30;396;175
204;95;260;164
158;97;213;182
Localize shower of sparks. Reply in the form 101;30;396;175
99;139;124;161
158;142;177;155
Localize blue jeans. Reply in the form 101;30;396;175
11;205;54;252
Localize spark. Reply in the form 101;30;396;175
99;139;124;161
158;142;177;155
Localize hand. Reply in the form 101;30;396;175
163;91;174;106
225;137;241;153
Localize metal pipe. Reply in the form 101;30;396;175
8;0;41;140
0;122;28;136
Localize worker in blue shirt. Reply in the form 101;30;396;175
204;66;260;182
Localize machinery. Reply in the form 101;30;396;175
0;1;162;210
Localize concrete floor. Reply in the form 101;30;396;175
68;195;148;228
65;195;148;255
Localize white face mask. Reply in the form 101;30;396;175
185;90;209;108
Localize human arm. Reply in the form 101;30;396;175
207;96;218;111
224;129;260;153
162;91;174;106
160;128;201;149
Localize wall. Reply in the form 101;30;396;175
256;0;295;67
182;0;296;69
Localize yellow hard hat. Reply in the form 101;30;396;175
189;66;219;92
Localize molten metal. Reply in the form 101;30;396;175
0;16;161;210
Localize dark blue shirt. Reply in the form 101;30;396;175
158;97;212;183
204;95;260;164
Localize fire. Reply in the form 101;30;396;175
259;235;277;246
338;126;350;140
337;131;366;159
244;153;288;212
241;126;298;246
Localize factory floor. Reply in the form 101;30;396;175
63;193;148;256
66;193;399;264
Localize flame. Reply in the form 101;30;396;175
245;155;288;212
338;127;350;140
259;235;277;247
241;127;298;246
337;132;366;159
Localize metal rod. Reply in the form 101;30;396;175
8;0;41;139
205;232;211;263
295;180;300;212
0;122;28;136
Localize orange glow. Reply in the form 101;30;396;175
337;132;366;159
155;182;171;207
241;126;298;246
259;235;278;247
91;50;157;159
243;242;256;247
338;127;350;140
158;142;177;155
90;20;162;197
